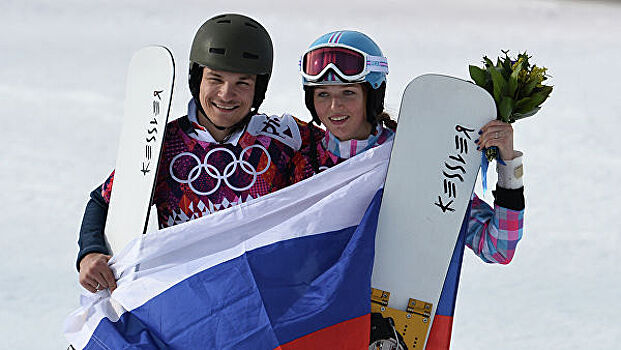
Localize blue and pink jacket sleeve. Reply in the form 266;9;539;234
465;191;524;264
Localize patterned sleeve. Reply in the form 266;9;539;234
465;193;524;264
291;120;324;184
101;170;115;204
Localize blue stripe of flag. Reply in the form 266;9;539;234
435;203;472;317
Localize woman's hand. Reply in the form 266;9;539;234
476;120;518;161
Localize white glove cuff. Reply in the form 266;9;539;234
496;151;524;189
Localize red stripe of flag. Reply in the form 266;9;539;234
425;315;454;350
276;314;370;350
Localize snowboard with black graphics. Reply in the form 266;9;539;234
370;74;495;349
104;46;175;255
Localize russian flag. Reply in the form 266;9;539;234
64;143;392;349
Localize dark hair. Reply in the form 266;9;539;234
376;111;397;130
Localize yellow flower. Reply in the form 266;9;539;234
511;56;525;70
529;66;548;87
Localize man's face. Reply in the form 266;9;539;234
198;67;257;132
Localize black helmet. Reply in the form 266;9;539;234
188;14;273;111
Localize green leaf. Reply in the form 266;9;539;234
517;52;531;70
508;61;522;98
489;67;505;104
512;107;540;121
531;85;553;105
508;76;518;98
539;84;554;95
515;97;537;114
483;56;495;68
501;56;512;80
469;65;487;87
521;78;539;97
515;86;552;114
499;97;515;122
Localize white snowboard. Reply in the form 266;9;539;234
104;46;175;255
371;74;495;347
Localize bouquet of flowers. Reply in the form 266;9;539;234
469;50;553;161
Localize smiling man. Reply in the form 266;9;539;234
196;68;257;142
76;14;314;293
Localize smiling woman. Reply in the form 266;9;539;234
295;29;527;348
296;30;396;169
312;84;371;141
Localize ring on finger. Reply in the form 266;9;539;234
95;283;101;290
495;131;500;139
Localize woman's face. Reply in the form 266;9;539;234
313;84;372;141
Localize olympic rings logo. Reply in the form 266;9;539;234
169;145;271;196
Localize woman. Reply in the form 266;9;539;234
297;30;525;347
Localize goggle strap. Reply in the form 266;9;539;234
365;55;389;74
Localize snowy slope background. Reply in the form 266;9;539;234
1;0;619;348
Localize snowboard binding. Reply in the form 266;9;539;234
370;312;408;350
370;288;432;349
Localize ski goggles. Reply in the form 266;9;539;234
300;44;389;83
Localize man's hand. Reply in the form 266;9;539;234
78;253;117;293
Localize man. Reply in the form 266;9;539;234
77;13;312;293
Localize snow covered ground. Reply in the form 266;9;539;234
1;0;619;348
